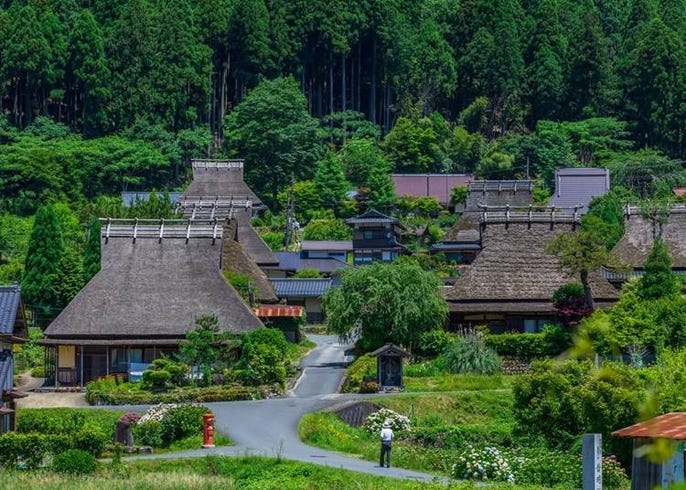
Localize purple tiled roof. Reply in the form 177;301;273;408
549;168;610;214
393;174;473;205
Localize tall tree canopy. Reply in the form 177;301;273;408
322;259;448;352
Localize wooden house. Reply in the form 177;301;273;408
445;207;618;332
0;284;27;433
345;209;410;265
42;219;263;386
263;252;347;278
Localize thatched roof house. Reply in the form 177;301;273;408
612;205;686;268
43;219;263;386
222;220;277;303
446;211;618;332
179;159;278;267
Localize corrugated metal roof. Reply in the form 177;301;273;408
269;252;347;274
612;413;686;440
392;174;473;205
271;278;333;298
550;167;609;214
0;285;21;336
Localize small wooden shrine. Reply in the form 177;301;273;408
369;343;411;389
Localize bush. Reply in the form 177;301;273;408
441;335;501;374
30;365;45;378
51;448;98;475
141;369;171;389
485;324;571;360
452;445;515;483
159;405;209;447
514;449;580;487
414;329;455;359
86;384;259;405
0;432;47;469
133;420;163;447
358;380;379;393
363;408;411;435
72;427;108;457
342;355;376;393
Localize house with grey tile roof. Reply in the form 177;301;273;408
42;219;263;386
549;167;610;214
0;284;27;434
270;278;333;323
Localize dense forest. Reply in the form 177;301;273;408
2;0;686;322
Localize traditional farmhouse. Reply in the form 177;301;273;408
178;159;278;267
0;284;27;433
42;219;263;386
607;204;686;285
392;174;473;206
445;207;618;332
270;278;333;324
300;240;351;263
433;180;534;262
549;167;610;214
346;209;410;264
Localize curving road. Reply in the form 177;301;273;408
127;335;443;483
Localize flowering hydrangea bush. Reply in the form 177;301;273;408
452;444;515;483
137;403;180;424
363;408;411;434
118;412;141;425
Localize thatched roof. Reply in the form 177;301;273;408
184;159;261;203
222;220;277;303
445;222;619;309
235;209;279;266
45;222;263;339
612;206;686;268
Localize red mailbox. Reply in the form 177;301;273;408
202;413;215;448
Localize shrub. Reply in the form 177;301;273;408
86;384;259;405
514;449;580;487
485;324;571;360
603;455;630;489
133;420;163;447
158;405;209;447
452;445;515;483
441;335;500;374
30;365;45;378
51;448;98;475
342;355;376;393
17;408;121;437
73;427;108;457
0;432;47;469
358;380;379;393
147;358;188;386
141;369;171;389
414;329;455;359
363;408;411;435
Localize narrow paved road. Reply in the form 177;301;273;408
126;335;444;483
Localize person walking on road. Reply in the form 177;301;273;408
380;419;393;468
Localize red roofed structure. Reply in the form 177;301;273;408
253;305;304;318
612;412;686;440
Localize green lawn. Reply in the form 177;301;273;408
403;373;514;392
0;455;523;490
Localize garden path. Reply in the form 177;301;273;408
124;335;446;483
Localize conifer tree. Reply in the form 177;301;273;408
640;237;680;300
314;151;350;211
54;248;84;308
83;218;101;282
22;204;64;326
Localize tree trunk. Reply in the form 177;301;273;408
341;53;346;112
369;35;377;124
580;269;595;310
329;52;334;114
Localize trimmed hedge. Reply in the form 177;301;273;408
485;326;571;360
0;433;72;469
86;384;260;405
51;448;98;475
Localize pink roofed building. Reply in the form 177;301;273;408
392;174;473;205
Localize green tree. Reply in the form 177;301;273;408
179;315;224;386
301;213;352;241
382;116;446;173
545;215;625;309
83;218;101;282
639;237;680;300
53;248;84;308
322;260;448;352
314;151;350;211
338;138;388;187
223;77;323;203
366;162;395;212
22;204;65;326
277;180;321;223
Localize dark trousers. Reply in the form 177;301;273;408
380;441;391;467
